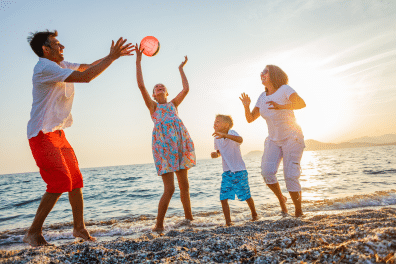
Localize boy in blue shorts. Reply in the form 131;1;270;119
211;114;258;226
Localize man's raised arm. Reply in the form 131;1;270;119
65;37;135;83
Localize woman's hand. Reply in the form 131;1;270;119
267;101;285;110
179;56;188;70
239;93;251;107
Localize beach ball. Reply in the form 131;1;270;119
140;36;160;57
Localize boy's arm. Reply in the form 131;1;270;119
213;132;243;144
211;150;221;158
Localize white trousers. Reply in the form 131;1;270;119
261;135;305;192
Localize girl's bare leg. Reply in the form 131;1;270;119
154;172;175;231
175;169;193;221
266;183;288;214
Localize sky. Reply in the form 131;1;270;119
1;0;395;175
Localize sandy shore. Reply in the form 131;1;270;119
1;207;395;263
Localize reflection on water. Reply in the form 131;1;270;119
0;145;395;234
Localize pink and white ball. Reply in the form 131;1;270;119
140;36;160;57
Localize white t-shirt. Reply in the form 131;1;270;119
214;130;246;172
27;57;80;139
255;85;303;142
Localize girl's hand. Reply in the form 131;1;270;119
211;152;219;158
239;93;251;107
179;56;188;69
135;43;143;62
212;131;226;139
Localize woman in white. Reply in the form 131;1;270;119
240;65;306;217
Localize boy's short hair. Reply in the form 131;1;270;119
216;114;233;129
27;30;58;57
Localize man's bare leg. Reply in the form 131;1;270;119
23;192;62;247
69;188;96;241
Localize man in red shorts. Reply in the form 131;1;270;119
24;30;135;247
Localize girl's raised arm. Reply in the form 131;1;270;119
136;43;156;115
171;56;189;108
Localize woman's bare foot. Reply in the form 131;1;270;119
23;232;53;247
280;195;288;214
73;228;96;242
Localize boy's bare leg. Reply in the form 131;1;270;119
289;191;303;217
266;183;288;213
246;197;258;220
221;199;232;226
23;192;62;247
154;172;175;231
175;169;193;221
69;188;96;241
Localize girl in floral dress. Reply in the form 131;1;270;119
135;45;196;231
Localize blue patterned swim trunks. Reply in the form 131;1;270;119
220;170;251;201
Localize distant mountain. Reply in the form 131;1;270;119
244;150;263;157
244;135;396;156
348;134;396;144
303;140;385;151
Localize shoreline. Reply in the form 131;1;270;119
1;207;396;263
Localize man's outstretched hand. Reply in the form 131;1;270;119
109;37;135;60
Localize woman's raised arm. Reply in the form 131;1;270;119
240;93;260;123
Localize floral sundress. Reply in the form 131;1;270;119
151;102;196;175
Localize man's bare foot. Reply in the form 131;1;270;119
225;222;233;227
152;225;165;232
73;228;96;242
23;232;53;247
280;195;288;214
251;214;258;221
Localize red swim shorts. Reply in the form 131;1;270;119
29;130;83;193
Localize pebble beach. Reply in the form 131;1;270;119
1;207;396;264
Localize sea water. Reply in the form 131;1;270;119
1;145;395;250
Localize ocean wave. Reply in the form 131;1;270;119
307;189;396;211
363;169;396;174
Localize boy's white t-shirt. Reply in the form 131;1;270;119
27;57;80;139
255;84;303;142
214;130;246;172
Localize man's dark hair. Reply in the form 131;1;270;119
27;30;58;57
